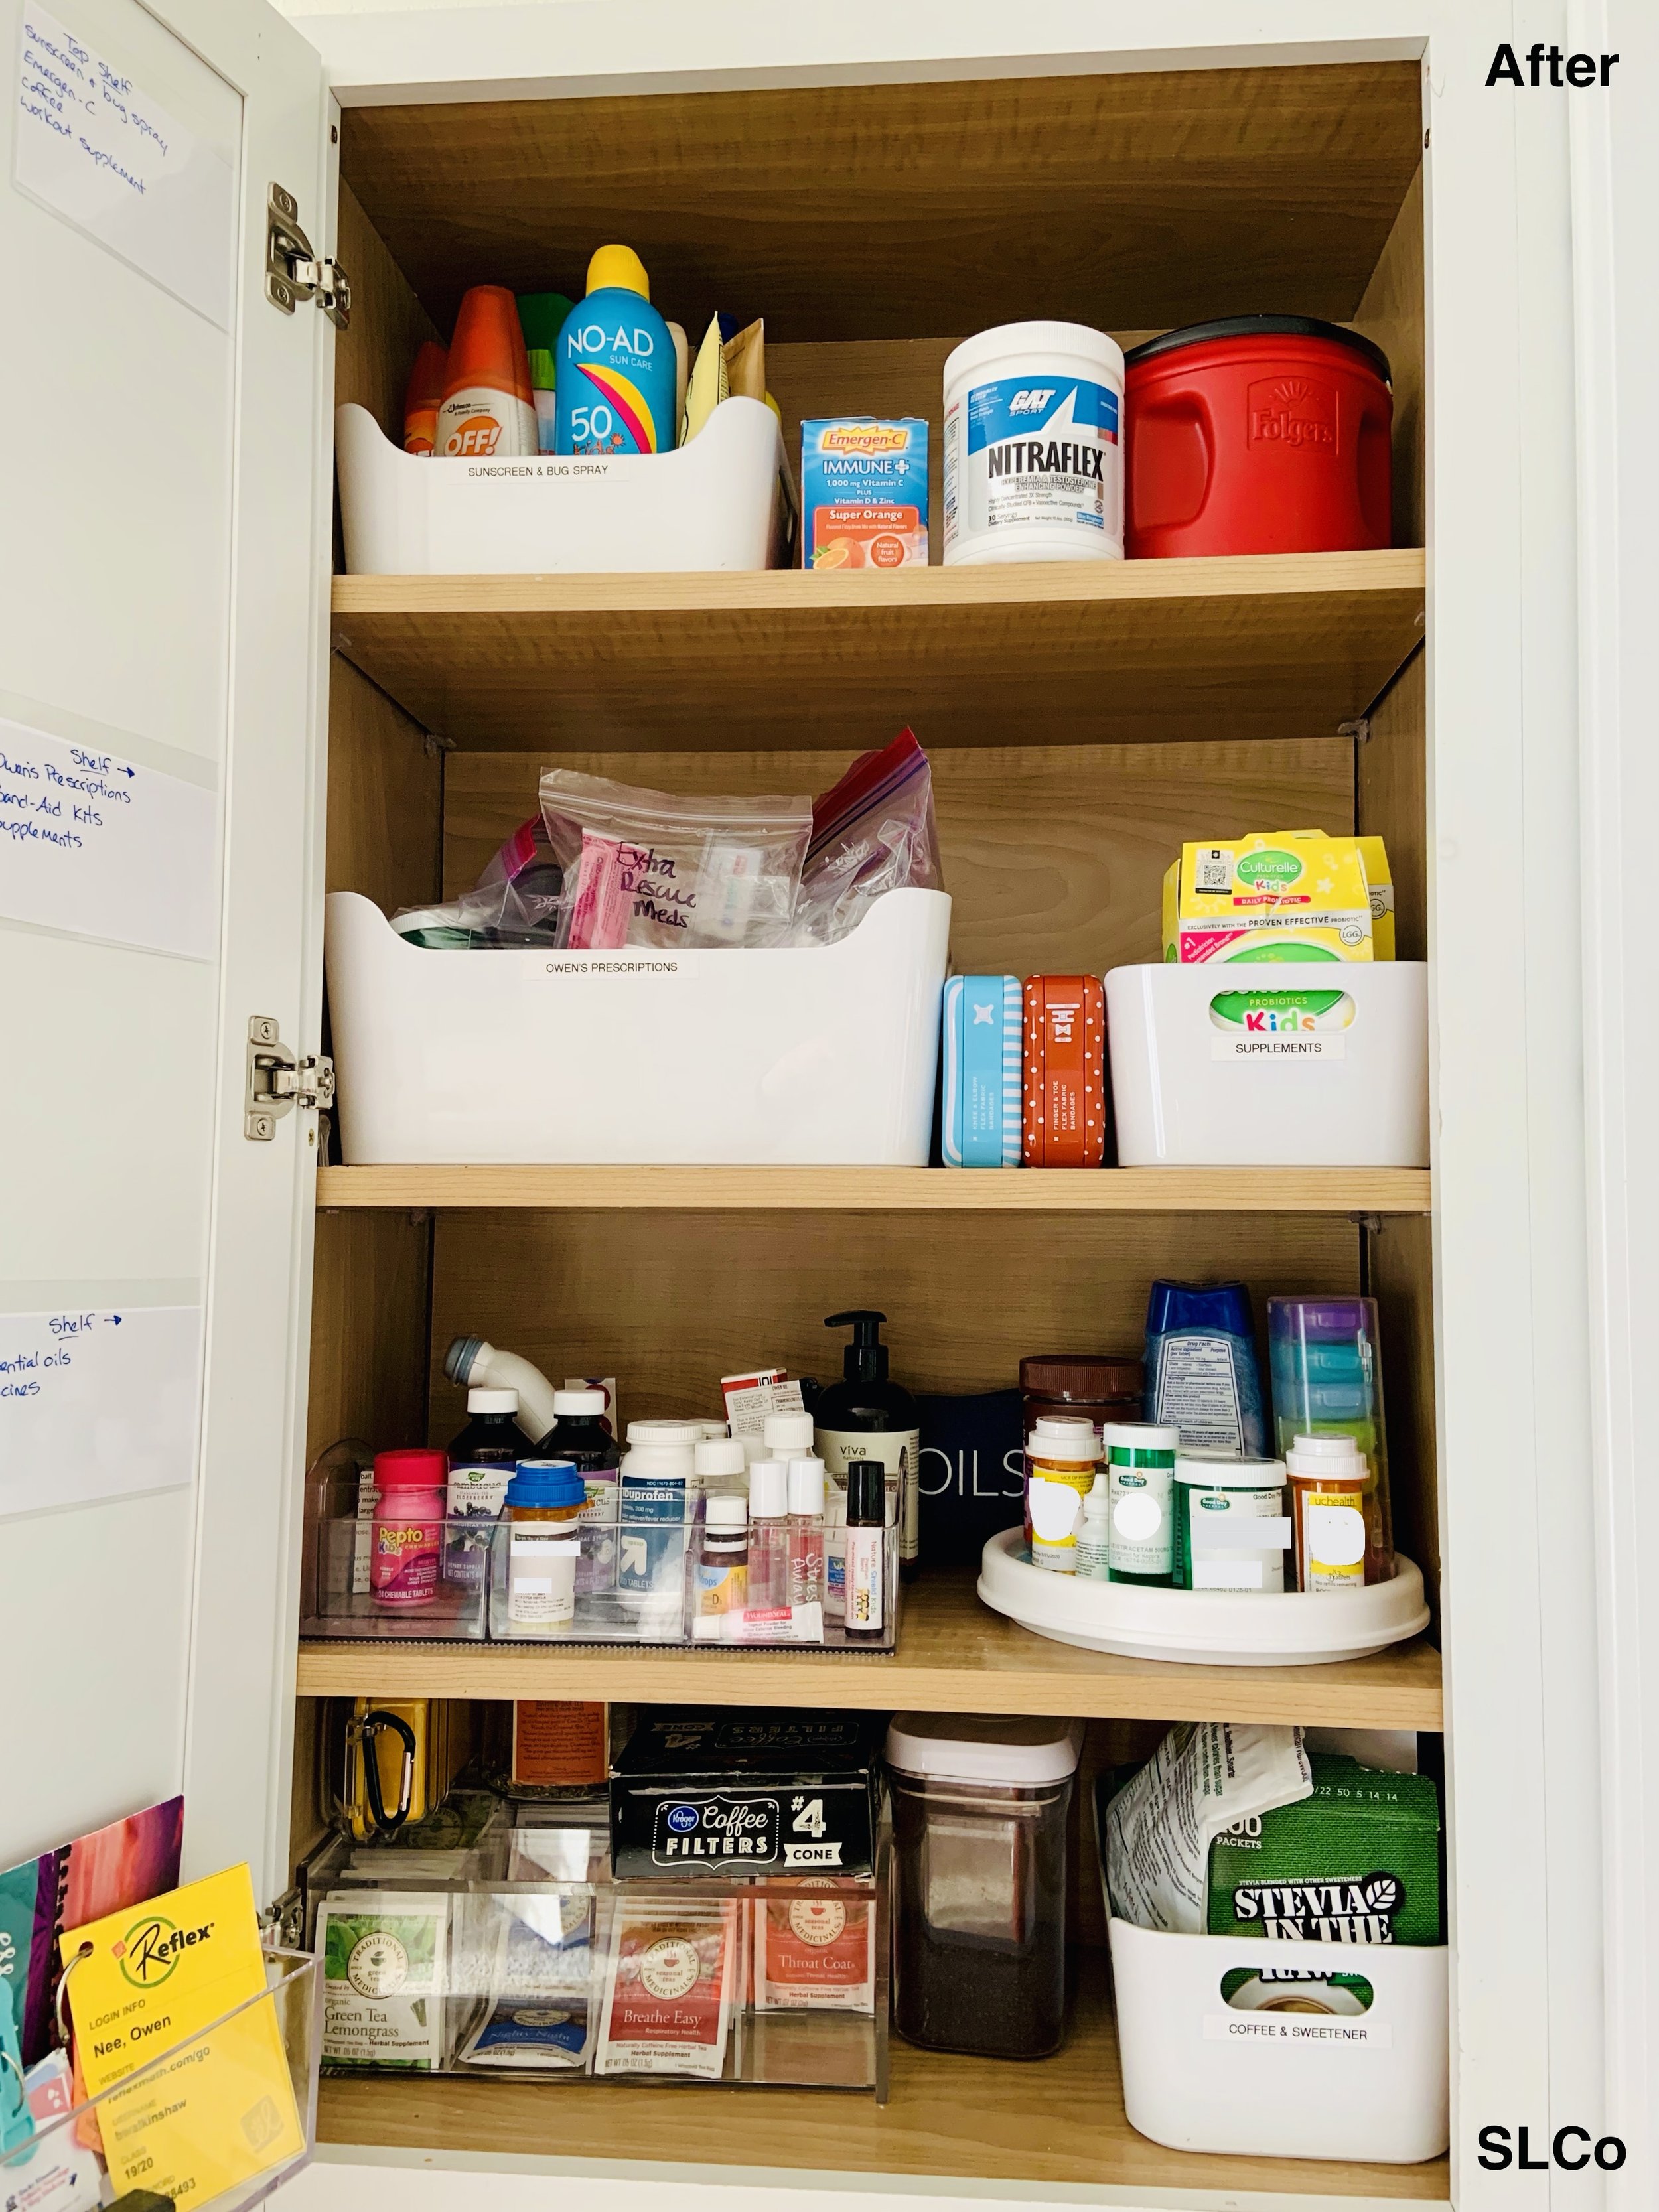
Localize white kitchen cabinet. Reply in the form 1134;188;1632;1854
6;1;1653;2207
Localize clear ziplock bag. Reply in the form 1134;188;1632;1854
392;815;567;948
538;770;812;951
795;727;942;946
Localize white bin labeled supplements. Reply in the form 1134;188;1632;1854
942;323;1124;565
1104;961;1429;1166
325;886;949;1166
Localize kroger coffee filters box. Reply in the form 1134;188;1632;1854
610;1709;882;1880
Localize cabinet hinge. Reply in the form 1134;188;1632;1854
260;1886;305;1949
246;1016;336;1142
265;182;351;330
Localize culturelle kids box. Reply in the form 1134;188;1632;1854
1163;831;1376;964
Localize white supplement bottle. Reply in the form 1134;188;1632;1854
1173;1453;1290;1592
1074;1474;1112;1582
942;322;1125;566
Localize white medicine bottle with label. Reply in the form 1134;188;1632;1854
1074;1474;1112;1582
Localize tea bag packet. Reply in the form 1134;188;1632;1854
317;1894;449;2069
753;1881;875;2012
595;1899;737;2078
1104;1722;1312;1934
455;1891;597;2071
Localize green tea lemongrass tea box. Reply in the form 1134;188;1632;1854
1207;1754;1441;1945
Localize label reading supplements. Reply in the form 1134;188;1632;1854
946;376;1121;545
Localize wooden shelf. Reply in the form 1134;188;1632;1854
342;64;1423;344
316;1164;1431;1215
297;1570;1442;1730
330;550;1425;755
318;1977;1449;2201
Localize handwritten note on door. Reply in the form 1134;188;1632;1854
0;1306;203;1517
13;7;235;330
0;716;219;959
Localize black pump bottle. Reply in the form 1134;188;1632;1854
813;1310;921;1580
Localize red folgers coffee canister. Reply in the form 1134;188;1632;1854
1123;316;1392;558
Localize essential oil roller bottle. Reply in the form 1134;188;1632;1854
844;1460;887;1643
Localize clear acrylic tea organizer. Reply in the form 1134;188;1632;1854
299;1806;889;2095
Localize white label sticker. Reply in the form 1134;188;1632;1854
15;9;235;330
1307;1501;1368;1568
0;1304;202;1516
0;717;218;957
541;951;703;980
1204;2013;1391;2048
1212;1034;1346;1061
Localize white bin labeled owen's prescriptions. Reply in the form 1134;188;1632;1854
1105;962;1429;1167
324;888;950;1164
1106;1917;1450;2164
334;397;796;575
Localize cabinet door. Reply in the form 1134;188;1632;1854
0;0;330;1903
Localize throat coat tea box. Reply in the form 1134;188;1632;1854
1207;1754;1441;1945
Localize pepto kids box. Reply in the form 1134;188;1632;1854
802;418;929;570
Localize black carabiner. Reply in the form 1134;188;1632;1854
358;1708;417;1837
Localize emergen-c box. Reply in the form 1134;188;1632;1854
610;1709;881;1880
802;418;929;569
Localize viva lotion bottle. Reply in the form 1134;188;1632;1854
555;245;676;457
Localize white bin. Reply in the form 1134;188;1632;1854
1104;961;1429;1167
323;888;950;1165
335;397;796;575
1107;1917;1450;2164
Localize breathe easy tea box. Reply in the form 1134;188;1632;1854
610;1710;881;1881
1208;1754;1441;1945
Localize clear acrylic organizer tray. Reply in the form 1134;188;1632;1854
1;1949;320;2212
300;1819;889;2095
300;1446;900;1651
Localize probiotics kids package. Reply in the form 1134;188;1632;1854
1163;830;1378;964
802;418;929;569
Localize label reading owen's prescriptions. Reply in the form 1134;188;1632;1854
947;376;1121;543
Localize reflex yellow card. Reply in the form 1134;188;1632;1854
62;1864;303;2201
